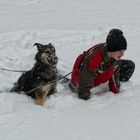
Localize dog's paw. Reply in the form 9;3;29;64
35;98;46;106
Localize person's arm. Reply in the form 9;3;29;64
78;56;99;100
79;66;97;93
109;61;121;94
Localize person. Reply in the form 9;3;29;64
69;29;135;100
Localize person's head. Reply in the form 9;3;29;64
106;28;127;60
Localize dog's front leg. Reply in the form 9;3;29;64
35;84;51;105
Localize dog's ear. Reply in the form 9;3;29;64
48;43;52;46
33;43;43;51
48;43;55;48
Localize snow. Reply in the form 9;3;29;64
0;0;140;140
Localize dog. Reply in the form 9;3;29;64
11;43;58;105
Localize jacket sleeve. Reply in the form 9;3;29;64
109;62;121;94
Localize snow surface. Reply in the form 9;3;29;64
0;0;140;140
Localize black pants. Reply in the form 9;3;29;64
120;59;135;82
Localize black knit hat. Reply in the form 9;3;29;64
106;29;127;52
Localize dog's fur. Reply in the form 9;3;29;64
11;43;58;105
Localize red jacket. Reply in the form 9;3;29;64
71;43;120;94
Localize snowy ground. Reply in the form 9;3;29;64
0;0;140;140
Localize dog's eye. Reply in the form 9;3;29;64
50;48;55;52
45;51;50;54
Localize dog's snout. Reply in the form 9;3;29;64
53;56;58;64
52;56;58;65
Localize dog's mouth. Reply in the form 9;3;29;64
47;56;58;65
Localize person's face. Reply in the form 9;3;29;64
108;50;125;60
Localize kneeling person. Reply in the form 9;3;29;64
69;29;135;100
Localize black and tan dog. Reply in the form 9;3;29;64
11;43;58;105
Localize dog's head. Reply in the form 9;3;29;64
34;43;58;66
